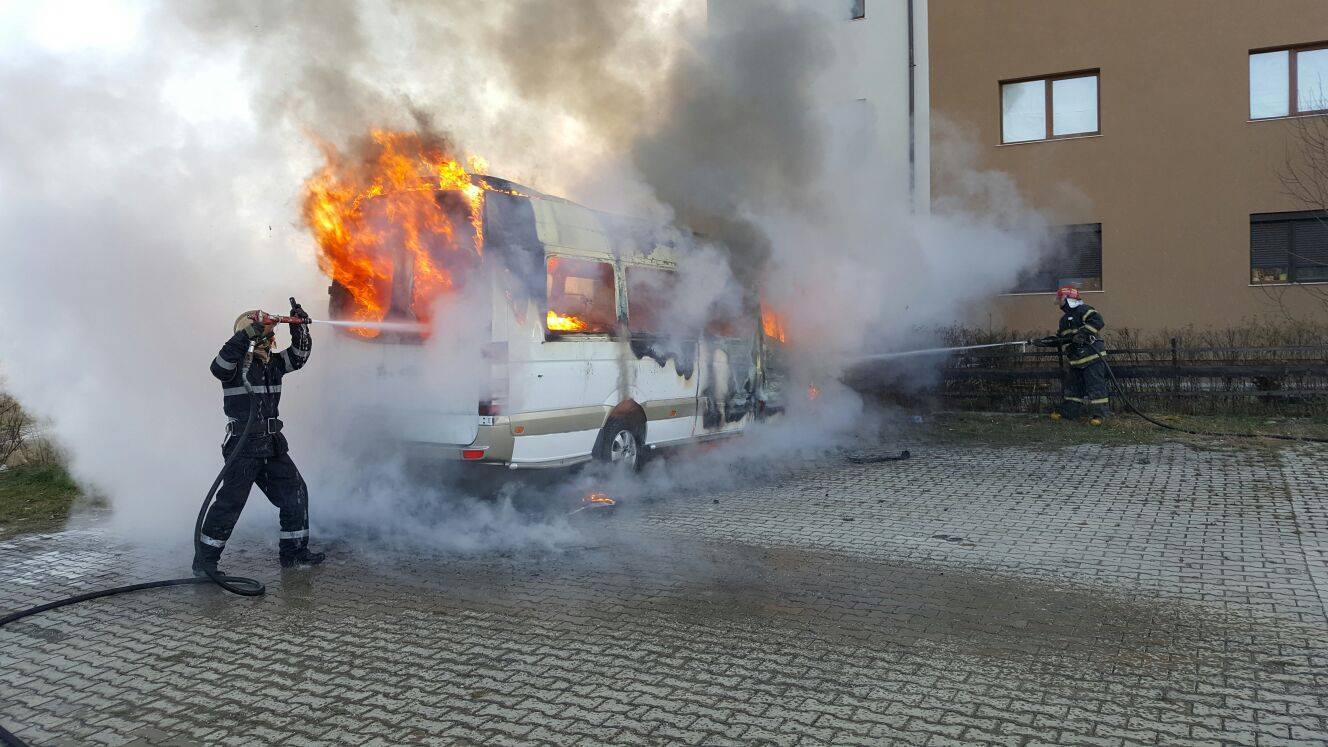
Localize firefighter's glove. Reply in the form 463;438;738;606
289;299;310;322
1033;336;1060;348
243;320;266;340
1072;331;1094;347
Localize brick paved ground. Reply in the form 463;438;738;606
1;440;1326;745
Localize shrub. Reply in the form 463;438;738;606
0;393;29;467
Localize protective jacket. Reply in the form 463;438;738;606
210;324;312;456
1056;303;1106;368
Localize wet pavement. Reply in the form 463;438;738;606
1;440;1326;745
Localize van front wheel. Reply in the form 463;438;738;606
595;417;644;472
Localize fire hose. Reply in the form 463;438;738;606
0;320;281;746
1;345;270;629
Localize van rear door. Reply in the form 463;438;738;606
361;341;483;446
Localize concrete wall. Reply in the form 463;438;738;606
707;0;929;213
829;0;930;214
930;0;1328;335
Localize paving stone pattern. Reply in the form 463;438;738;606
1;441;1326;745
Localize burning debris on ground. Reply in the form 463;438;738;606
568;491;617;516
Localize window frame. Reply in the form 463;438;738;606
850;0;865;20
998;69;1101;144
1250;42;1328;120
543;254;619;338
624;264;681;336
1249;210;1328;285
1003;222;1105;295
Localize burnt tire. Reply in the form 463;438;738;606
594;416;645;472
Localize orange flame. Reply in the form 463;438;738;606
807;383;821;400
584;492;616;506
761;304;788;343
301;130;485;337
546;309;589;332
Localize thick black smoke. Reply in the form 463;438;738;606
632;1;834;293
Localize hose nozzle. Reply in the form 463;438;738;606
253;311;309;326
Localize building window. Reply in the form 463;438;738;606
1251;211;1328;284
851;0;864;20
1250;44;1328;119
1000;71;1099;144
1010;224;1103;293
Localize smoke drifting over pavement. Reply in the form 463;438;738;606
0;1;1046;552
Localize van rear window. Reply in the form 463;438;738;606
326;188;482;340
546;256;616;334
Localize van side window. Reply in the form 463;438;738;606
545;256;616;334
626;266;678;334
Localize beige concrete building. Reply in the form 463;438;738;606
829;0;930;214
930;0;1328;335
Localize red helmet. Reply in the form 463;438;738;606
1056;286;1081;303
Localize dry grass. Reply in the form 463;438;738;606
0;464;81;539
1111;319;1328;353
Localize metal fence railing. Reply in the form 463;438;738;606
849;343;1328;415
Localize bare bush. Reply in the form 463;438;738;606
1267;113;1328;315
21;436;65;468
1123;318;1328;351
937;323;1044;348
0;392;30;467
1280;113;1328;217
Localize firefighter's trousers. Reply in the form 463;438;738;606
199;447;311;562
1060;359;1110;418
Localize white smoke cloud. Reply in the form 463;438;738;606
0;14;324;543
0;0;1047;554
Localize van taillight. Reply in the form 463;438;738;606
478;400;504;416
461;449;485;460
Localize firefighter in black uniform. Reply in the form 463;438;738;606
194;300;326;575
1034;286;1109;425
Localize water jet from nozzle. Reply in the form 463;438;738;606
308;318;430;333
848;340;1028;363
258;309;428;333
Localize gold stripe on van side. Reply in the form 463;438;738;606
643;398;698;421
509;406;609;437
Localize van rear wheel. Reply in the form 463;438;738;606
594;417;644;472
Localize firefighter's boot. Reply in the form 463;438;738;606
192;545;222;577
280;547;327;569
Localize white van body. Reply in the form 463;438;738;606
330;179;777;470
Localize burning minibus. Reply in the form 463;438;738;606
308;149;784;470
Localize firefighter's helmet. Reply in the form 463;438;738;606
1055;286;1081;305
235;310;276;352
